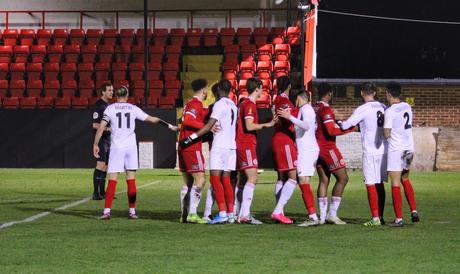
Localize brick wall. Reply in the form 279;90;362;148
311;85;460;127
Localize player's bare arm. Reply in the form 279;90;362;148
245;116;275;131
93;119;108;158
383;128;391;139
145;116;179;132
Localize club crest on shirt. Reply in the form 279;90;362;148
324;114;332;120
93;112;99;119
190;108;197;115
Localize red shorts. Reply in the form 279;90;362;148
178;149;205;173
317;146;346;172
272;133;297;172
237;144;258;170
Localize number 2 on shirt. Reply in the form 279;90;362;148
403;112;412;129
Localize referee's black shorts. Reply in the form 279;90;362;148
96;139;110;164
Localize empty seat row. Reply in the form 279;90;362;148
224;43;291;63
223;60;290;81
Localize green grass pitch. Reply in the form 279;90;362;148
0;169;459;273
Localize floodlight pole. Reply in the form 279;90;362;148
143;0;149;107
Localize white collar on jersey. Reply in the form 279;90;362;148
318;101;329;107
280;93;288;98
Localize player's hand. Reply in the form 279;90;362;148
277;108;291;120
93;145;100;159
335;119;344;129
179;133;198;149
168;124;179;132
211;122;221;134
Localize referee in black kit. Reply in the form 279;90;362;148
91;83;113;200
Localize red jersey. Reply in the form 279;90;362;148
312;101;338;148
236;97;258;146
273;93;296;141
179;97;205;151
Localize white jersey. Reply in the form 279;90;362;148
291;104;319;152
384;102;414;152
103;102;148;149
345;101;386;156
210;97;238;149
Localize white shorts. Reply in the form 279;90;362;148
210;147;236;172
107;146;139;173
363;154;386;185
297;150;319;177
387;150;414;172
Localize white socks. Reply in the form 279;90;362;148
329;196;342;217
103;208;110;215
188;186;202;215
274;180;283;203
239;182;255;218
318;197;328;222
129;208;136;215
273;179;296;215
203;185;214;217
180;185;189;215
234;185;242;216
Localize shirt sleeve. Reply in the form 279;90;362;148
289;107;310;131
321;107;335;124
243;102;256;120
343;106;365;129
210;101;223;121
102;108;110;123
135;106;149;121
92;104;104;123
383;108;393;129
184;101;200;119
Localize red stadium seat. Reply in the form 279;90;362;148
44;80;60;98
222;60;239;80
149;45;164;62
3;97;20;109
240;61;256;80
257;61;273;80
147;94;159;107
47;45;63;63
3;29;18;46
163;62;179;81
27;63;42;81
132;80;146;99
53;29;69;45
287;26;300;45
95;62;111;82
203;28;218;47
127;96;141;106
27;80;43;97
258;44;273;62
44;63;59;81
158;96;175;109
253;27;269;47
19;29;35;46
228;79;238;93
129;63;144;81
78;79;95;98
62;80;77;98
165;45;181;63
256;91;271;108
86;29;102;45
89;96;99;106
112;62;128;82
132;45;145;63
37;97;54;108
236;28;252;46
274;61;290;78
113;79;129;90
270;27;286;44
14;46;30;63
152;29;168;46
61;63;77;81
148;62;162;80
170;28;185;46
0;46;13;63
261;79;272;92
72;97;89;108
37;29;52;46
274;44;291;61
187;28;202;47
54;97;71;109
69;29;85;46
0;80;8;98
20;97;37;109
10;80;26;97
120;29;135;46
103;29;118;46
165;80;180;96
0;63;8;79
228;91;238;104
78;63;94;81
224;45;240;62
220;28;235;46
241;45;257;62
148;79;164;97
115;45;131;63
81;44;97;63
64;45;80;63
31;45;46;63
10;63;26;80
98;45;114;63
238;79;247;93
136;29;152;45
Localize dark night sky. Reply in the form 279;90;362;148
316;0;460;78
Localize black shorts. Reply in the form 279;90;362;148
96;139;110;164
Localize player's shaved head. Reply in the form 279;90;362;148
247;77;262;94
317;83;332;99
386;82;402;98
191;78;208;92
217;79;231;97
361;82;377;95
115;85;129;98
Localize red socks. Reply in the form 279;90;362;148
104;179;117;209
222;176;234;214
127;179;136;208
366;185;379;218
392;186;403;219
299;183;316;215
210;175;226;212
401;179;417;211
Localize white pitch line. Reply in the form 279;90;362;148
0;181;160;230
